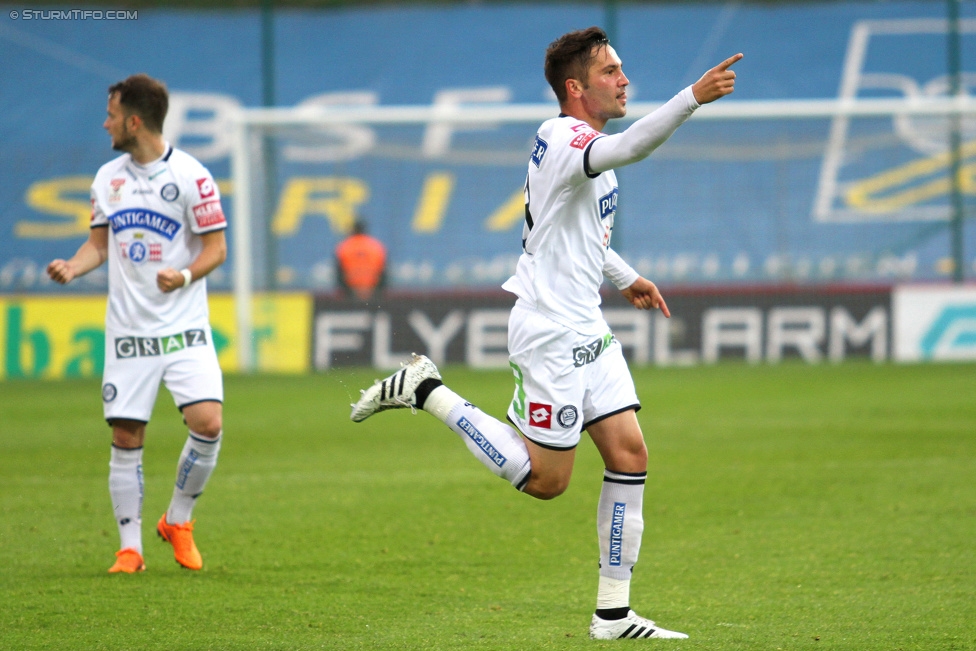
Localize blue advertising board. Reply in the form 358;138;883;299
1;2;974;293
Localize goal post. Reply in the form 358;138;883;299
229;96;976;372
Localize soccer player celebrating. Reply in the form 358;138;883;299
47;74;228;573
351;28;741;639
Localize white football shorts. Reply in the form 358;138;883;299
101;326;223;423
506;301;640;450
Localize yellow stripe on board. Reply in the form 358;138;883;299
484;188;525;232
412;172;454;233
845;139;976;213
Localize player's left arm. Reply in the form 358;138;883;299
621;276;670;317
588;53;743;174
157;229;227;293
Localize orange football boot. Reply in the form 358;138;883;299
108;548;145;573
156;514;203;570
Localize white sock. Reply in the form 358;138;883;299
109;446;144;554
167;431;221;524
424;385;532;490
597;469;646;592
597;575;631;610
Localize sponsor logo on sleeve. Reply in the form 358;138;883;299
193;200;226;228
196;177;216;199
528;402;552;429
530;135;548;167
160;183;180;202
102;383;117;402
570;130;599;150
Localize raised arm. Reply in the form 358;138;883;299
587;53;742;174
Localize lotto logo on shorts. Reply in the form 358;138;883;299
114;329;208;359
528;402;552;429
609;502;626;566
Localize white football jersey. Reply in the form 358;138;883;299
90;144;227;335
502;116;617;335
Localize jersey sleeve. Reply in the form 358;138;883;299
603;247;639;290
587;85;699;174
540;118;606;187
89;176;108;228
185;165;227;235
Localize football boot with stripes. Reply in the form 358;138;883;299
350;354;441;422
589;610;689;640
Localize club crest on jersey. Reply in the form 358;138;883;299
530;135;548;168
127;241;148;264
160;183;180;202
599;188;618;221
108;178;126;204
196;177;216;199
528;402;553;429
108;209;181;240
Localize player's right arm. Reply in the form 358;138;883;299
47;226;109;285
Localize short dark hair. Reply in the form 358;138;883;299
108;74;168;134
544;27;610;104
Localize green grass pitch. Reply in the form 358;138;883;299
2;363;975;650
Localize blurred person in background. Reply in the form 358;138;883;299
335;218;387;301
47;74;227;574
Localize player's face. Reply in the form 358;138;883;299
104;93;137;153
581;44;629;123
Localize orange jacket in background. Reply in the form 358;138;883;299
335;233;387;299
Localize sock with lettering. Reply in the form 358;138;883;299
596;469;646;615
166;431;221;524
421;384;531;490
109;445;144;554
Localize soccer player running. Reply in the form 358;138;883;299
47;74;228;574
351;28;741;639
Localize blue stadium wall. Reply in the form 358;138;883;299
1;1;975;295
